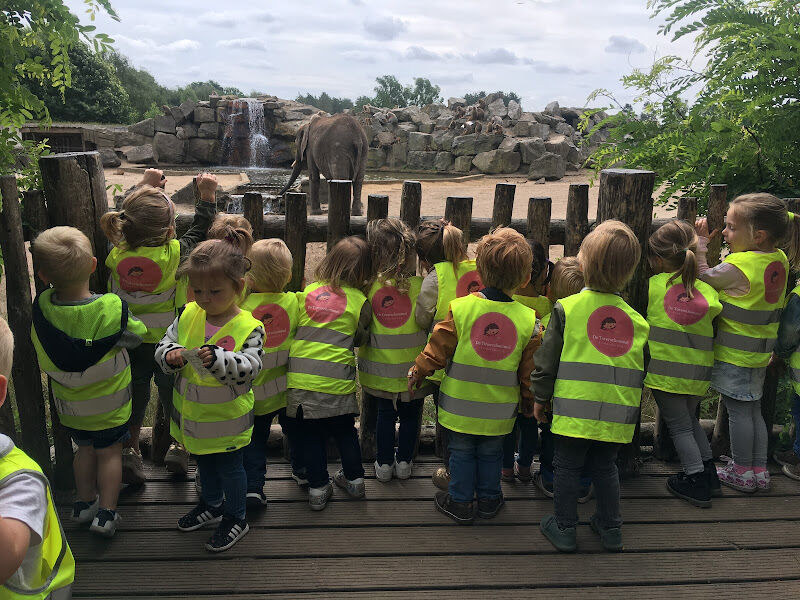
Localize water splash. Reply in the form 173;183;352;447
245;99;270;167
225;195;243;214
221;98;271;167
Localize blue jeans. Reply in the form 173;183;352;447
299;408;364;489
374;395;424;465
242;410;280;493
278;411;306;476
196;449;246;520
793;394;800;457
710;360;765;402
502;413;538;469
447;430;503;503
129;343;174;428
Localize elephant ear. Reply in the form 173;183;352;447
298;126;310;161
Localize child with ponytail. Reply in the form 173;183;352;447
646;220;722;506
101;169;218;483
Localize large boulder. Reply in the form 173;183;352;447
129;118;155;137
155;115;176;134
527;152;565;180
507;100;522;120
177;123;198;139
434;152;453;172
418;121;435;134
115;131;150;147
394;122;418;141
187;138;220;164
519;138;547;163
567;144;584;166
545;100;560;115
198;122;221;139
408;132;433;151
169;106;185;126
180;100;197;120
153;132;185;163
545;135;573;159
193;106;216;123
533;111;566;127
487;98;508;118
529;123;551;140
499;137;521;152
376;131;395;146
453;155;474;172
388;142;408;168
124;144;154;164
406;151;437;170
512;121;531;137
367;147;387;169
472;149;521;174
432;130;456;151
451;133;504;156
555;122;574;137
391;106;420;122
98;148;120;167
518;112;537;122
447;97;466;108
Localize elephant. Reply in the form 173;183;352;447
278;113;368;216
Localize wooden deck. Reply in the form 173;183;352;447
61;455;800;598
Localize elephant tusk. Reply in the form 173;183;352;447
291;160;297;168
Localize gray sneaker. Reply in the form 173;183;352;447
333;469;366;498
164;442;189;475
122;448;145;485
309;482;334;511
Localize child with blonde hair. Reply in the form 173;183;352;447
155;239;264;552
360;218;430;482
208;213;255;256
30;226;147;537
101;169;218;482
533;221;649;552
287;237;372;510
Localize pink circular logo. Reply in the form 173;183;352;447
305;286;347;323
587;306;634;357
663;284;709;326
117;256;163;292
470;312;517;361
764;261;786;304
251;304;290;347
215;335;235;351
456;271;483;297
372;286;412;328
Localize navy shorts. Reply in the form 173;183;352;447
67;423;130;449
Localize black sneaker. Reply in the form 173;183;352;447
434;491;474;525
246;490;268;508
177;501;224;532
205;516;249;552
477;493;505;518
704;460;722;498
667;472;712;508
71;497;99;524
89;508;120;537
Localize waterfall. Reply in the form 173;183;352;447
221;98;271;167
245;99;270;167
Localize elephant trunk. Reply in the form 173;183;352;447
278;160;303;196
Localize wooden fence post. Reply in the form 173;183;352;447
527;197;552;258
445;197;473;246
285;192;307;292
400;181;421;232
678;197;698;224
597;168;656;477
243;192;263;240
38;152;109;292
0;177;51;477
565;184;589;257
367;194;389;223
491;183;516;229
327;180;352;251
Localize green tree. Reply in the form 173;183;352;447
353;95;374;111
408;77;442;106
105;49;171;120
372;75;410;108
586;0;800;204
295;92;354;114
463;90;520;105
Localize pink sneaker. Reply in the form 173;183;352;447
753;468;770;491
716;456;756;493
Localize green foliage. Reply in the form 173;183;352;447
586;0;800;207
464;90;521;105
372;75;442;107
408;77;442;106
295;92;353;114
353;95;375;111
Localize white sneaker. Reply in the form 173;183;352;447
394;460;413;480
89;509;120;537
308;482;333;511
374;461;394;482
71;496;99;524
333;469;366;498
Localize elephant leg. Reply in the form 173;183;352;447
309;164;322;215
351;174;363;216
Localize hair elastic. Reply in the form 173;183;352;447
789;211;796;222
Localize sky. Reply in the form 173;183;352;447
66;0;700;111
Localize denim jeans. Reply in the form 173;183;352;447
710;361;765;402
793;394;800;458
278;410;306;476
196;449;246;520
724;395;768;468
374;394;424;465
502;413;538;469
652;390;712;475
242;410;280;493
299;408;364;489
129;343;174;428
447;430;504;503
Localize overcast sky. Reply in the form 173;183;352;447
66;0;699;111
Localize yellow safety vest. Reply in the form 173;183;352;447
438;294;536;436
0;443;74;600
171;302;261;454
513;294;553;319
787;285;800;395
31;290;136;431
358;277;427;394
239;291;298;415
552;289;649;444
715;249;788;368
644;273;722;395
287;282;365;396
106;239;181;343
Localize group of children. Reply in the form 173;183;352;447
3;174;800;595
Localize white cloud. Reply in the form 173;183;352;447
252;11;276;22
115;34;199;53
405;46;440;61
468;48;521;65
197;11;238;27
166;39;201;51
605;35;647;54
216;37;269;50
363;16;407;40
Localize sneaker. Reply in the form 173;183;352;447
477;494;505;519
374;461;394;483
432;467;450;491
394;460;412;480
754;469;771;491
704;459;722;498
291;470;309;486
121;447;146;485
89;509;120;537
246;490;268;508
539;514;576;553
333;469;366;498
205;516;249;552
773;449;800;468
589;514;623;552
534;471;554;498
308;482;333;511
71;496;99;524
514;462;532;482
666;472;712;508
783;462;800;481
164;442;189;475
177;501;224;531
434;491;474;525
577;481;594;504
716;456;756;493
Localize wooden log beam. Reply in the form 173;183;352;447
565;184;589;257
327;180;352;252
527;197;552;259
400;181;422;232
285;192;307;292
444;197;472;247
243;192;263;240
678;197;698;224
367;194;389;223
491;183;515;229
708;185;729;457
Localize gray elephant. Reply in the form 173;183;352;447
278;113;368;215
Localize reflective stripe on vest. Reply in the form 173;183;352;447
175;375;248;405
295;326;354;349
716;330;775;353
44;350;130;388
648;326;714;352
136;310;178;330
0;444;75;600
368;330;427;350
171;405;254;440
719;301;781;325
253;376;287;403
647;359;713;381
53;387;131;417
551;289;649;444
289;356;356;380
788;286;800;395
438;294;536;436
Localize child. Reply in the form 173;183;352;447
239;239;304;505
415;219;482;491
208;213;255;256
696;193;794;492
646;220;722;506
360;219;430;482
102;169;218;482
155;239;264;552
533;220;649;553
0;317;76;597
287;237;372;510
408;228;539;524
30;226;148;537
512;239;553;320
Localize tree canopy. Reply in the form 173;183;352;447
463;91;521;105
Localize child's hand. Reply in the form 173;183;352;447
165;349;186;368
407;368;421;396
196;173;218;201
197;346;215;368
695;218;720;241
140;168;165;189
533;401;549;423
